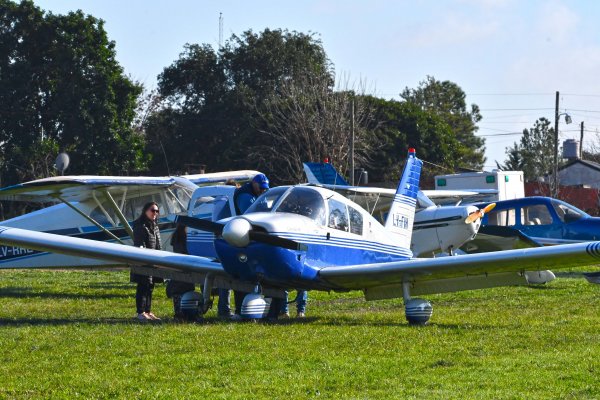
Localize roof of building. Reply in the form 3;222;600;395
559;158;600;173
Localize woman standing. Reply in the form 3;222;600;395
131;201;162;321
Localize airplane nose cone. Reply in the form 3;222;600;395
222;218;252;247
465;205;481;234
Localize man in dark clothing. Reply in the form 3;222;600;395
232;173;285;321
131;201;162;321
233;173;270;214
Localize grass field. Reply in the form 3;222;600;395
0;269;599;399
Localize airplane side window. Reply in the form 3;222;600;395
328;199;349;232
172;184;193;209
90;206;112;226
522;205;553;225
164;190;186;215
213;197;232;220
126;194;163;221
348;206;363;235
551;201;584;223
486;209;516;226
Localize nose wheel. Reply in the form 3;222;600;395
402;282;433;325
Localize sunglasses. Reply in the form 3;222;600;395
150;208;160;214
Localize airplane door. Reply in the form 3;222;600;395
186;186;237;258
519;203;562;243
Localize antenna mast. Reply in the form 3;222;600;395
218;12;223;48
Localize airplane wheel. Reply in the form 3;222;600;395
405;298;433;325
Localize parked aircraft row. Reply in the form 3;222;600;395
0;149;598;324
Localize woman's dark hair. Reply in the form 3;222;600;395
139;201;159;220
170;223;187;246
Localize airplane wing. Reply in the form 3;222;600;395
0;226;224;275
421;189;499;206
182;170;261;185
319;241;600;298
0;171;259;203
0;176;179;203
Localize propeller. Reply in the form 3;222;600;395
465;203;496;224
176;215;306;251
177;215;223;234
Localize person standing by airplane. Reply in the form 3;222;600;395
218;179;241;319
166;223;196;321
131;201;162;322
233;173;270;214
281;290;308;318
230;174;275;319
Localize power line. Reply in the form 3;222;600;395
562;93;600;98
466;92;554;96
566;108;600;113
480;108;554;111
477;132;523;137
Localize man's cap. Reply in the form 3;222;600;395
252;173;270;189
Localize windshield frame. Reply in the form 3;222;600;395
274;187;327;225
244;186;289;214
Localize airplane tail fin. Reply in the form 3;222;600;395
384;149;422;250
303;162;349;186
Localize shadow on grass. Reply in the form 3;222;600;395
0;314;510;330
555;272;589;279
0;287;130;300
0;317;139;326
86;282;134;290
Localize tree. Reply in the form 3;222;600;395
400;76;485;169
498;117;556;184
254;74;374;183
496;144;525;171
365;97;464;184
0;0;146;186
146;29;333;180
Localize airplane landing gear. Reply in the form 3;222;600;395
402;282;433;325
201;274;214;315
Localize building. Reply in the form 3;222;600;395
557;159;600;189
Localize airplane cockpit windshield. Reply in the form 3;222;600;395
245;186;288;214
275;187;326;225
551;200;588;223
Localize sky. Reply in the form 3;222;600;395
34;0;600;169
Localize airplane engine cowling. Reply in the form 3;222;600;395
405;298;433;325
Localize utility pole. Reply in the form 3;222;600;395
580;121;584;159
553;91;559;198
350;100;355;186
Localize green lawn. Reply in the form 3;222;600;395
0;269;599;399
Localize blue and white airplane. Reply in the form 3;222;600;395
0;150;599;324
479;196;600;246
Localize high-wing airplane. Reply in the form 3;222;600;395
0;171;259;268
1;150;599;325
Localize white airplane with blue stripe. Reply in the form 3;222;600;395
0;149;599;324
0;171;259;268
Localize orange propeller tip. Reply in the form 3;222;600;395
483;203;496;213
